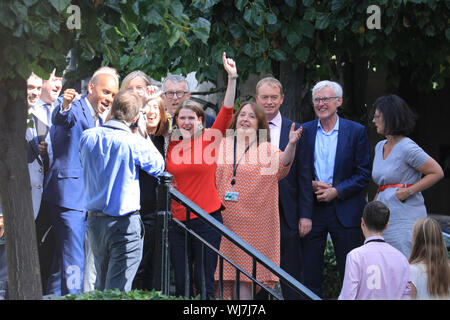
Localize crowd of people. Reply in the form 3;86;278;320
0;51;449;301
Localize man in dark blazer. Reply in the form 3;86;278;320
255;77;313;300
43;67;119;295
299;80;371;297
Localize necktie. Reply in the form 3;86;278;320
46;104;52;126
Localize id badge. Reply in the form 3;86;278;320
225;191;239;202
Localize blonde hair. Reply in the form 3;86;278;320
409;218;450;298
255;77;284;96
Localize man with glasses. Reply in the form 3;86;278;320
255;77;313;300
162;74;215;128
299;80;371;298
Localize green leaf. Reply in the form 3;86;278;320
331;0;346;12
11;2;28;20
243;8;252;24
446;28;450;41
266;13;277;25
229;23;243;38
315;13;330;30
285;0;296;7
300;21;315;38
235;0;248;11
269;48;287;61
192;18;211;44
49;0;71;12
302;0;314;6
295;46;310;63
287;30;301;47
0;8;15;29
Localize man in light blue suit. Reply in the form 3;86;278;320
300;80;371;298
43;67;119;295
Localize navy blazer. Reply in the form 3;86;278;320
301;117;371;228
278;116;313;231
43;97;95;211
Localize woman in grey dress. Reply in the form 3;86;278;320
371;95;444;258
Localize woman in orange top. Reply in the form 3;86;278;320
165;52;237;299
215;101;302;300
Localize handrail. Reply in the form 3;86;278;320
169;187;320;300
153;172;321;300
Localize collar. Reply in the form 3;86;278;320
103;119;132;133
84;97;96;118
317;115;340;133
364;235;385;245
268;112;282;126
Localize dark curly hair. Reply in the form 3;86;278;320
373;94;417;136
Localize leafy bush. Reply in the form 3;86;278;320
63;289;197;300
322;240;341;300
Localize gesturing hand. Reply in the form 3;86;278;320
62;88;78;111
288;123;302;145
222;52;237;77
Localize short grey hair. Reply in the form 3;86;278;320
120;70;152;91
311;80;343;99
162;74;190;92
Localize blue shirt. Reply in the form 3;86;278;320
79;119;165;216
314;116;339;185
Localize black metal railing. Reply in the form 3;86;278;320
153;172;320;300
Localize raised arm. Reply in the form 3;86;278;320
222;52;238;109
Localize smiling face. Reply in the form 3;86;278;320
146;97;162;132
255;82;284;122
312;85;342;122
176;107;203;139
27;74;43;108
236;104;258;131
88;73;119;114
40;74;62;104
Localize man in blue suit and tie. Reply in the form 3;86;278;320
300;80;371;297
43;67;119;295
255;77;313;300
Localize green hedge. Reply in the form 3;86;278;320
322;240;342;300
63;289;196;300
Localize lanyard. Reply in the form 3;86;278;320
231;135;255;186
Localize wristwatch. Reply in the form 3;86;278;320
408;188;414;196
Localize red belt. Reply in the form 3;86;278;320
378;184;412;192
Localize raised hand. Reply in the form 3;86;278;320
288;123;302;145
62;88;79;110
144;85;161;101
222;52;238;77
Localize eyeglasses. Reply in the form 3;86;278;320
313;96;339;104
164;91;188;99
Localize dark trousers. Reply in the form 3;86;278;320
301;201;363;297
35;200;54;294
169;210;222;299
132;217;157;290
279;212;305;300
